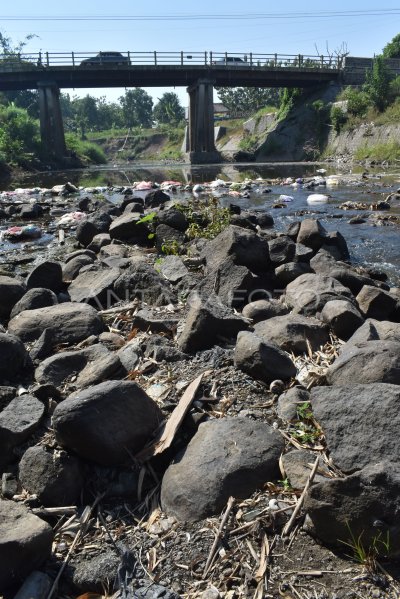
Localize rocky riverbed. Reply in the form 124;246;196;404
0;172;400;599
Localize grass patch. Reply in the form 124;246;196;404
354;141;400;162
65;133;107;164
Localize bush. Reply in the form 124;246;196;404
330;105;347;132
0;105;41;164
342;88;370;117
65;133;106;164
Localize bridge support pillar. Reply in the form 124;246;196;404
38;82;67;159
186;79;220;164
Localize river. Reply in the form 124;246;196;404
1;161;400;285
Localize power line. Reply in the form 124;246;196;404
2;9;400;21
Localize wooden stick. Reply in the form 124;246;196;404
282;456;319;537
32;506;76;517
203;496;235;578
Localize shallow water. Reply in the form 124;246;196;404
1;162;400;284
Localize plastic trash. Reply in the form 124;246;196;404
1;224;42;241
307;193;330;204
57;211;87;227
278;194;294;202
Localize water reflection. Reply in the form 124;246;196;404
3;162;337;190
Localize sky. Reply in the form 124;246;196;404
1;1;400;107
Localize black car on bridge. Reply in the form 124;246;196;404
80;52;129;66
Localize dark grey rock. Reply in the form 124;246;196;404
114;261;175;306
29;328;55;362
325;268;376;296
64;249;97;263
142;335;187;362
144;188;170;208
158;207;188;232
0;332;30;382
177;292;248;353
26;261;63;293
296;219;327;251
0;499;53;591
274;262;313;286
0;276;26;319
135;584;181;599
294;243;314;263
67;548;122;593
35;344;121;389
356;285;397;320
19;445;84;506
255;212;274;228
201;225;270;273
234;331;296;383
242;299;288;322
161;417;284;521
155;224;185;254
19;203;43;219
345;318;400;346
277;387;310;421
62;255;96;282
131;308;179;335
320;299;364;340
159;255;189;283
285;273;354;315
10;288;58;319
254;314;330;355
87;233;112;253
109;213;151;244
206;258;256;308
67;267;120;308
0;394;45;449
304;461;400;556
311;383;400;472
8;303;105;343
326;340;400;385
282;450;329;489
52;380;163;465
117;342;141;373
75;220;98;247
268;235;296;266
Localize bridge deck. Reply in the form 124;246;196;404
0;51;341;91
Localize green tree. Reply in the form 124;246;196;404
153;92;185;124
0;31;39;114
119;88;153;128
0;105;41;164
382;33;400;58
215;87;280;116
363;56;391;112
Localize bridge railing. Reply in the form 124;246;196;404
0;51;342;70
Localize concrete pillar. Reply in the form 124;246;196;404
186;79;220;164
38;82;67;159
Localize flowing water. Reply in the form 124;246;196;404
1;161;400;284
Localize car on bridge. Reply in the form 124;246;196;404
80;52;129;66
212;57;248;67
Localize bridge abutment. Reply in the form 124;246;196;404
38;82;67;159
185;79;220;164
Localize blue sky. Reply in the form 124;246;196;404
1;1;400;107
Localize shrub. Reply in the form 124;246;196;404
330;105;347;132
342;88;370;117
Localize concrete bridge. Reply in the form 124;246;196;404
0;50;381;163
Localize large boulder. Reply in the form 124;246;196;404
0;332;30;382
0;499;53;591
304;461;400;556
254;314;330;355
67;267;121;308
310;383;400;472
0;394;45;452
234;331;296;383
201;225;270;273
345;318;400;346
356;285;397;320
52;380;162;465
285;273;354;315
242;299;288;322
26;261;63;293
8;303;105;343
19;445;84;507
62;254;96;282
268;235;296;266
0;276;25;319
326;340;400;385
177;292;248;353
109;213;151;244
320;299;364;340
161;417;284;521
35;344;122;389
10;288;58;319
114;261;175;306
296;219;327;251
204;258;256;308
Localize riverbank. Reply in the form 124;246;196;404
0;172;400;598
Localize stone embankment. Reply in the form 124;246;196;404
0;178;400;598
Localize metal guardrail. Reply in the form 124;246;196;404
0;51;343;70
